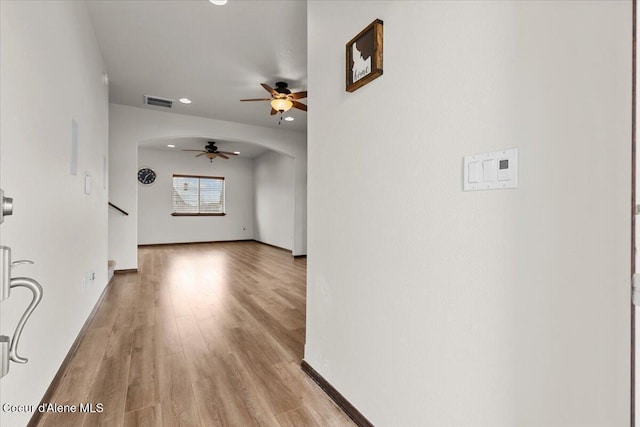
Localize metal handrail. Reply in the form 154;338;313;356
108;202;129;216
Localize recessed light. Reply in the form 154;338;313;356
167;144;176;148
234;151;240;155
209;0;227;5
179;98;192;104
284;116;294;122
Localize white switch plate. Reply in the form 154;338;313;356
464;148;518;191
482;159;497;182
468;162;481;183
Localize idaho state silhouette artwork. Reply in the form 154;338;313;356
351;28;374;83
346;19;383;92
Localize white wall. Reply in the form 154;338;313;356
254;150;295;250
636;6;640;419
138;148;254;244
109;104;307;269
0;1;109;426
306;1;631;426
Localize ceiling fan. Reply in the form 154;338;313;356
182;141;238;162
240;82;307;116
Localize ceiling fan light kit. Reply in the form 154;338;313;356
240;81;307;120
182;141;238;163
271;98;293;112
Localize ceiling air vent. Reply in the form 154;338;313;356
144;95;173;109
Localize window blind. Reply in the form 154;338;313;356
172;175;224;215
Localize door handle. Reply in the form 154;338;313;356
0;277;43;377
0;245;43;377
1;245;33;302
7;277;43;364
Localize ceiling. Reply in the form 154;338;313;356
139;137;269;159
86;0;308;132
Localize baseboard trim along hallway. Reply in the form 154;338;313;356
27;273;120;427
301;360;373;427
114;269;138;274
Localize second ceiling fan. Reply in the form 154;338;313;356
182;141;237;162
240;82;307;116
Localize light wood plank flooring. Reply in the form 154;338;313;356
38;241;354;427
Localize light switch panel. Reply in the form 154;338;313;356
463;148;518;191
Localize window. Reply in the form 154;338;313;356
172;174;225;216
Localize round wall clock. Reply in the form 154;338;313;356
137;167;156;185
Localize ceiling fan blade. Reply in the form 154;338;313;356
218;151;238;156
240;98;272;102
182;149;206;152
292;100;307;112
217;153;229;159
261;83;278;96
290;91;307;100
270;107;278;116
196;153;206;157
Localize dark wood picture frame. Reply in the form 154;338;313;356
346;19;383;92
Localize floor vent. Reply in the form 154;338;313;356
144;95;173;108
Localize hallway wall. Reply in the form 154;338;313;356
0;2;109;426
254;150;295;251
306;1;631;425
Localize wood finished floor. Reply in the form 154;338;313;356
38;241;354;427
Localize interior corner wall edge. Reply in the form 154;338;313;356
108;104;307;269
0;2;109;426
306;1;631;425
